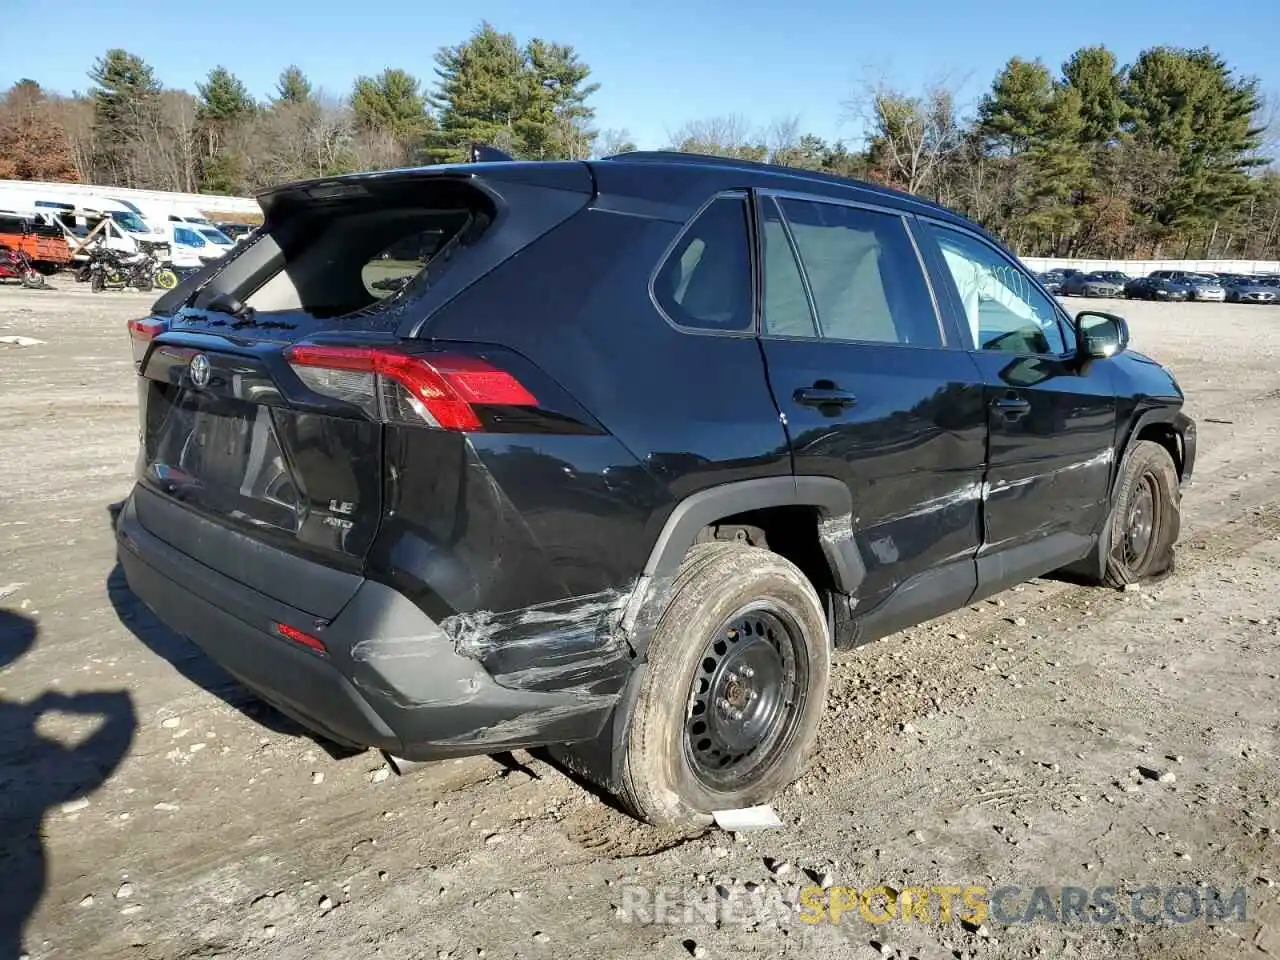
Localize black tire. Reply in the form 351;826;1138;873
617;542;831;826
90;272;104;293
20;270;46;289
1103;440;1180;588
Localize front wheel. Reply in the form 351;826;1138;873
90;272;104;293
616;542;831;826
155;269;178;290
1104;440;1180;587
21;270;46;289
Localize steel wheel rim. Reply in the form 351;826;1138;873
683;602;807;790
1124;474;1158;567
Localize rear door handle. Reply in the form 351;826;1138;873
794;387;858;408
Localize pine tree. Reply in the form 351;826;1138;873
977;58;1056;156
431;23;530;160
197;66;255;124
351;68;432;141
518;39;599;159
196;67;255;194
430;22;600;161
1062;46;1127;146
88;49;162;184
1124;46;1265;239
275;66;313;105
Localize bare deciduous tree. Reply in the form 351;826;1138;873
850;77;964;196
665;115;766;160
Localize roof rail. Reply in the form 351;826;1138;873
469;143;514;163
605;150;780;169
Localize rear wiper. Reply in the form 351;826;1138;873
203;296;296;330
205;295;250;322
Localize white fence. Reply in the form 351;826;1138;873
1022;256;1280;276
0;180;259;217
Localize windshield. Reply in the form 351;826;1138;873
110;211;152;234
174;227;207;247
198;227;234;246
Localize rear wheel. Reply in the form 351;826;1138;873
617;542;830;826
1104;440;1180;587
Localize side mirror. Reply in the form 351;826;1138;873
1075;310;1129;359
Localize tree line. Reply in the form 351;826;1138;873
0;23;1276;260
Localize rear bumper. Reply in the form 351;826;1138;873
116;489;623;759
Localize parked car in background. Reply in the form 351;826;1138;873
165;223;229;271
1150;270;1225;302
1124;275;1191;301
116;151;1196;826
1061;271;1125;297
1036;272;1063;294
215;222;256;242
1222;277;1279;304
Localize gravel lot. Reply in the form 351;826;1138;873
2;284;1279;960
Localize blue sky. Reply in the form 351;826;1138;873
2;0;1276;150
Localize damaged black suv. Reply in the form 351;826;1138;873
117;152;1195;825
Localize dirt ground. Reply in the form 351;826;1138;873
2;282;1279;960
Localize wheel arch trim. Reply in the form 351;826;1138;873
618;476;863;654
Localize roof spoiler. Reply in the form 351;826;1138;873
468;143;514;163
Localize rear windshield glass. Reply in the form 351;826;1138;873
235;181;490;321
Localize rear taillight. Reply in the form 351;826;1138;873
127;317;167;367
275;621;328;655
283;344;537;431
128;317;166;341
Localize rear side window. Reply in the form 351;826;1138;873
653;196;753;332
770;198;942;347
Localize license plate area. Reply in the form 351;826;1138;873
147;387;302;533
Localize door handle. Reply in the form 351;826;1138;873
794;387;858;408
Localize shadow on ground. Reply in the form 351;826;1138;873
0;609;137;959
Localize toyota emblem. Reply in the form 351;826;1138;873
189;353;211;389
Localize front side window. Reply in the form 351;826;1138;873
653;196;753;332
175;227;206;247
926;225;1066;356
768;198;942;347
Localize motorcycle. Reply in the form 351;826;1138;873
87;247;178;293
0;245;48;289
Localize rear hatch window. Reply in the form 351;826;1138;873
157;176;500;342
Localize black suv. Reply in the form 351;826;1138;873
117;153;1195;826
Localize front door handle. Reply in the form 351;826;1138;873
794;387;858;408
